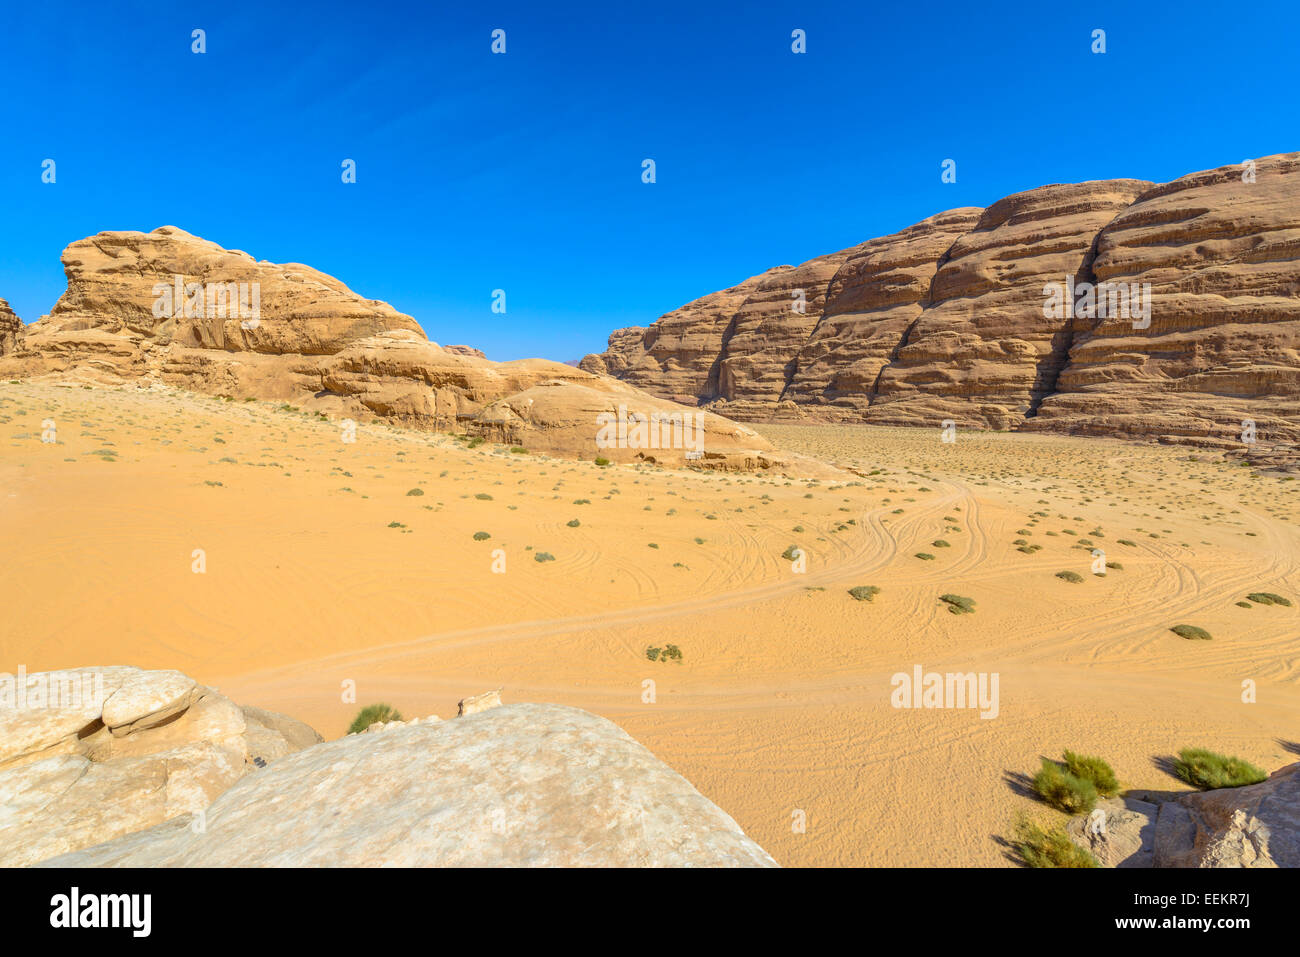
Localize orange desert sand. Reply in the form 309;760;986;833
2;380;1297;866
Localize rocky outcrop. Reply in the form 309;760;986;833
1029;153;1300;448
1066;762;1300;868
0;298;21;355
783;208;984;420
0;666;320;867
0;228;784;471
583;153;1300;450
39;703;778;867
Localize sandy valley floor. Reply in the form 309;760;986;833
2;380;1298;866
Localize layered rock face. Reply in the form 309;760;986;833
40;702;778;867
0;667;321;867
866;179;1152;429
783;208;984;420
1;228;781;470
1029;153;1300;447
1067;761;1300;868
583;153;1300;450
0;298;20;355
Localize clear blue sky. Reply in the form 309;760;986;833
1;1;1296;360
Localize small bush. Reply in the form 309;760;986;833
781;544;802;561
932;539;951;548
510;447;527;454
474;493;493;501
1032;758;1097;814
534;551;556;562
1055;570;1084;584
939;594;975;615
406;488;424;496
1117;539;1136;547
1013;818;1100;869
566;519;580;527
594;457;611;467
848;585;881;602
1062;750;1119;797
472;531;490;541
915;552;935;561
1174;748;1267;789
1246;592;1292;607
347;703;403;734
1171;624;1211;640
387;521;406;529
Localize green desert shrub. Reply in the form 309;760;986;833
939;594;975;615
1013;818;1100;869
915;552;935;561
932;539;951;548
406;487;424;496
534;551;556;562
1174;748;1267;789
474;493;493;500
1062;750;1119;797
347;703;403;734
848;585;881;602
594;457;610;466
1032;758;1097;814
472;531;490;541
1246;592;1292;607
566;519;580;527
1235;601;1252;608
1055;570;1084;584
781;544;802;561
1117;539;1137;547
1171;624;1211;640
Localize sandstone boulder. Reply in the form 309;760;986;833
0;666;320;867
41;703;778;867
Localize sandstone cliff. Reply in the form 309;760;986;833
0;227;783;471
583;153;1300;453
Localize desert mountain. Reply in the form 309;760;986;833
582;153;1300;452
0;227;782;470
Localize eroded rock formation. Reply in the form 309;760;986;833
584;153;1300;454
0;227;781;470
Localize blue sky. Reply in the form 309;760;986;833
1;1;1296;361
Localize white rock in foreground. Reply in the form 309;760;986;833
42;703;778;867
0;666;321;867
